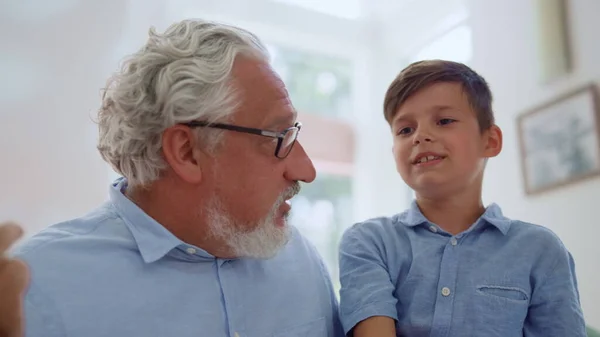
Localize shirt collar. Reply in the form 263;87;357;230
401;199;512;235
109;178;215;263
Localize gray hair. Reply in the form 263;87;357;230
97;19;269;187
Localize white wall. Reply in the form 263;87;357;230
468;0;600;328
0;0;142;235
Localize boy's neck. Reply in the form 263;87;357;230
416;189;486;235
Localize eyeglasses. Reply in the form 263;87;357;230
182;121;302;159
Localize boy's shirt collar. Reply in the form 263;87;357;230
401;200;512;235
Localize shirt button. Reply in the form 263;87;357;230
186;247;197;255
234;333;240;337
441;287;451;296
450;237;458;246
429;225;438;233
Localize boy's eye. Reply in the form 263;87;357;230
397;127;413;135
438;118;456;125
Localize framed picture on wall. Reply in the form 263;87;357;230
517;84;600;195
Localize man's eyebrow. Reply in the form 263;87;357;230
266;112;297;130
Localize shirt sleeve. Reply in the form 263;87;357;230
298;227;346;337
523;238;587;337
338;222;398;335
24;281;66;337
316;252;346;337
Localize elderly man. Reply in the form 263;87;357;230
0;222;28;337
13;19;343;337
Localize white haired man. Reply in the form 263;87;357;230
13;20;344;337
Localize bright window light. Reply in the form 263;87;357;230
272;0;361;19
411;24;473;64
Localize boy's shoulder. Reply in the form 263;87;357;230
340;211;413;251
341;205;569;255
343;213;403;236
504;217;570;254
481;203;571;258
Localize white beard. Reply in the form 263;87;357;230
206;188;296;259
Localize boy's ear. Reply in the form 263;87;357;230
483;124;503;158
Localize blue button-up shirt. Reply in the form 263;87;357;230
338;201;586;337
14;179;344;337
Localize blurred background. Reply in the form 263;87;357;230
1;0;599;332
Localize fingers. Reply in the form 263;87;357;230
0;222;24;254
0;260;28;337
0;258;29;293
0;222;29;337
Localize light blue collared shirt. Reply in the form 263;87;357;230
338;201;586;337
14;179;344;337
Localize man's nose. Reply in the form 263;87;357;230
284;142;316;183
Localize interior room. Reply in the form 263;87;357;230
1;0;599;334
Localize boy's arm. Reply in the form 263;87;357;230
352;316;396;337
338;223;398;337
524;245;587;336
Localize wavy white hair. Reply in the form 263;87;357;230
97;19;269;187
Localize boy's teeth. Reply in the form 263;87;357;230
418;155;441;163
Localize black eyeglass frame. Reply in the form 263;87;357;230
181;121;302;159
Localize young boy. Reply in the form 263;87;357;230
338;60;587;337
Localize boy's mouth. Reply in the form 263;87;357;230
412;153;446;165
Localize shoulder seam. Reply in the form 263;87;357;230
18;210;119;257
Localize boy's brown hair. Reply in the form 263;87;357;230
383;60;495;132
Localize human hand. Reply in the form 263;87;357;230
0;222;29;337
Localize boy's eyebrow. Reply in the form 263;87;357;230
392;104;460;127
394;105;456;122
432;105;455;112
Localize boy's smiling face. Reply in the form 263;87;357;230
391;82;502;198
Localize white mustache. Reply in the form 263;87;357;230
272;183;301;210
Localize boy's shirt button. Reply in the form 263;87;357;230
441;287;451;296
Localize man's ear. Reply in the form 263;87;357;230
161;125;204;184
483;124;503;158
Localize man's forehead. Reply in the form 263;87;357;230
231;57;296;128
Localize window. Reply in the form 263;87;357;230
268;44;353;121
268;43;356;293
410;23;473;65
289;174;353;291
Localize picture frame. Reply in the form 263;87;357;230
517;84;600;195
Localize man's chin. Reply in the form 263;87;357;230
229;222;291;260
274;213;290;228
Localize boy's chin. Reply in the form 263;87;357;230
410;177;460;197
